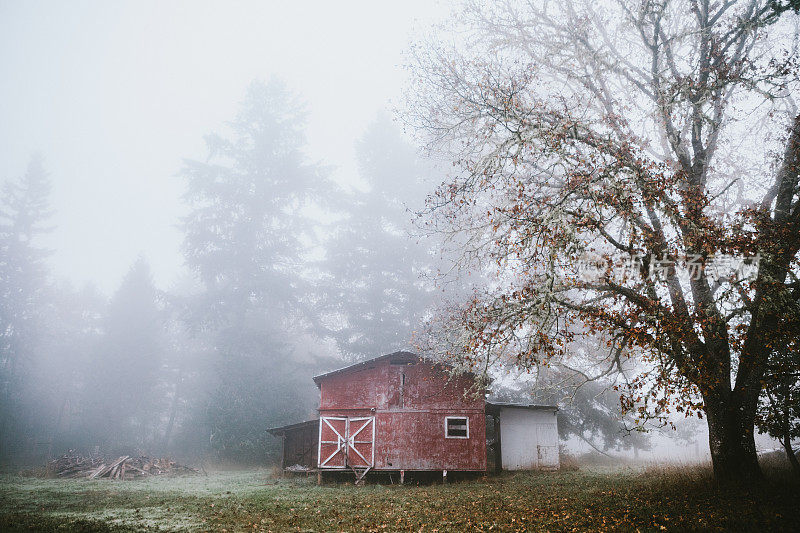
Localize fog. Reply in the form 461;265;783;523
1;0;794;471
0;0;444;293
1;0;464;465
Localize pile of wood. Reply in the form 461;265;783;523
49;453;198;479
49;452;102;478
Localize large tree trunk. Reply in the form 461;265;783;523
783;434;800;476
704;392;762;483
161;371;182;453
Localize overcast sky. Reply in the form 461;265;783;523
0;0;447;294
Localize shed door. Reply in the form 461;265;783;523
535;423;559;468
318;416;375;469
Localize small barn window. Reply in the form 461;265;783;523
445;416;469;439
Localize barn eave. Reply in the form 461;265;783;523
267;419;319;437
485;402;559;415
312;351;420;386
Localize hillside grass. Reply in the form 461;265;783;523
1;464;798;532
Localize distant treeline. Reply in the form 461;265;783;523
0;80;441;465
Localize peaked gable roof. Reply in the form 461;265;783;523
312;351;419;386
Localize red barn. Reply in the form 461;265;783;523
268;351;558;483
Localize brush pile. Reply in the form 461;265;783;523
49;452;198;479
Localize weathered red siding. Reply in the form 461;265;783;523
374;411;485;470
319;363;390;410
317;353;486;472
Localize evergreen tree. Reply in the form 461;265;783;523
182;79;326;321
21;281;106;458
0;155;52;459
314;114;437;360
83;258;164;450
181;79;328;462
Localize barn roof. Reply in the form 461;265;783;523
267;419;319;436
485;401;558;415
312;351;420;386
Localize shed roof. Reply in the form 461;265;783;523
266;419;319;436
485;401;559;415
312;351;421;386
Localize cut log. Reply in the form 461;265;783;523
88;464;107;479
92;455;128;479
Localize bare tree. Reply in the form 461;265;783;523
406;0;800;482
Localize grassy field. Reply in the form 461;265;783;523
1;465;798;532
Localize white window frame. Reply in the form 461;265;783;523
444;416;469;439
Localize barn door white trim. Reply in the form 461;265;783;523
318;416;347;468
318;416;375;469
347;417;375;468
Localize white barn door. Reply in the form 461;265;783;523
318;416;375;470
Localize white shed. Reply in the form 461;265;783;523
486;403;559;470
